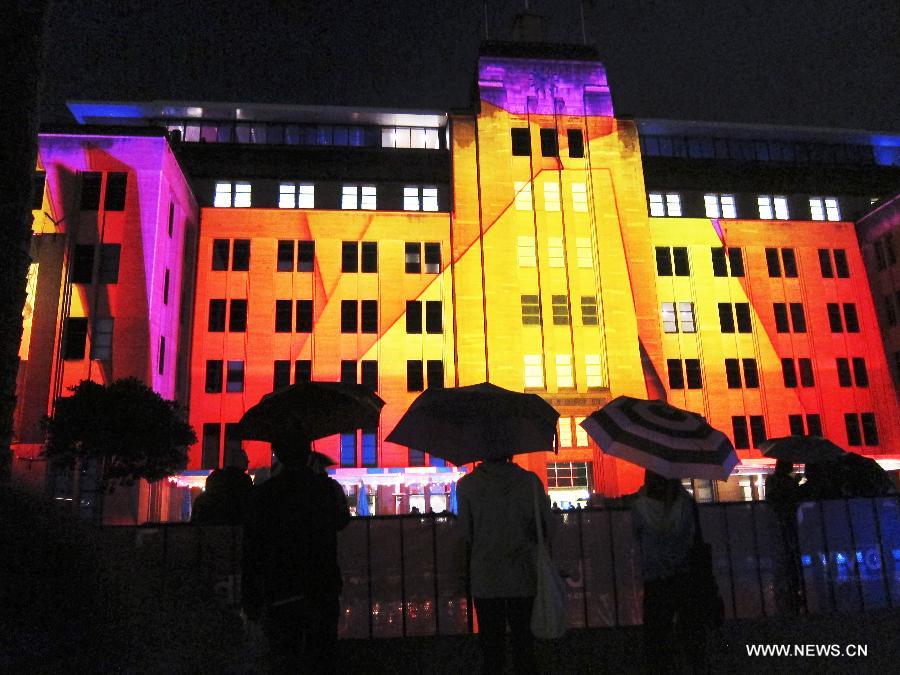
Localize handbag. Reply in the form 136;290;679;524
530;481;567;640
688;501;724;627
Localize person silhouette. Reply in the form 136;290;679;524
241;436;351;674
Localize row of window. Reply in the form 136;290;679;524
214;181;440;211
510;127;584;159
516;237;595;268
872;232;897;271
639;135;877;166
660;300;859;335
521;295;599;326
62;318;168;376
210;238;442;274
655;246;852;279
522;354;606;389
730;412;878;449
664;356;869;390
512;181;590;212
649;192;843;221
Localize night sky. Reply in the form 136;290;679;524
41;0;900;131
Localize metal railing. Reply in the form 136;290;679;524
104;497;900;638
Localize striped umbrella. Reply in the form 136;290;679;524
580;396;738;481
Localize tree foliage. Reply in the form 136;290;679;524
42;378;195;487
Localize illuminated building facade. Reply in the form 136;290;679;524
13;42;900;520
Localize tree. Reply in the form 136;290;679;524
42;378;196;500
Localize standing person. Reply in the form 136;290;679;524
456;455;557;675
631;470;706;674
241;437;351;674
766;459;803;613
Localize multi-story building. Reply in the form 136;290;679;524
13;40;900;520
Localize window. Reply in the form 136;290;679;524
341;185;358;210
742;358;759;387
540;128;558;156
711;247;744;277
295;360;311;383
567;129;584;158
818;249;833;278
827;303;843;332
543;182;560;211
524;354;544;388
833;250;849;278
278;182;315;209
403;186;438;211
773;303;804;333
341;301;358;333
275;300;292;332
297;241;315;272
361;242;378;273
208;300;226;332
296;300;313;333
521;295;541;325
799;359;815;387
167;202;174;237
425;301;441;333
517;237;536;267
407;360;424;391
548;237;565;268
662;303;678;333
158;336;165;374
551;296;569;325
558;417;573;448
725;359;742;389
340;360;357;385
424;243;441;273
704;194;737;218
547;461;592;489
341;242;358;273
511;128;531;156
32;172;45;210
406;301;423;333
360;185;376;210
426;360;444;389
844;303;859;332
163;270;170;305
648;192;682;217
789;303;806;333
861;413;879;446
213;181;251;207
361;430;377;467
667;359;684;389
71;245;94;284
80;172;102;210
404;186;421;211
719;303;752;333
732;416;750;449
212;239;230;270
408;449;426;467
514;181;533;210
422;187;438;212
581;296;599;326
206;360;224;393
758;195;789;220
104;172;127;211
789;414;822;437
229;299;247;332
576;238;593;268
214;182;232;208
765;248;797;277
844;413;877;446
585;354;604;388
226;361;244;392
361;360;378;391
273;360;291;390
571;183;588;212
661;302;696;333
231;240;250;271
361;300;378;333
810;196;840;221
852;357;869;386
556;354;574;388
223;424;243;467
749;416;766;447
277;240;294;272
725;358;758;388
655;247;690;276
90;318;113;360
201;423;221;470
574;417;589;447
782;358;814;388
836;357;852;387
340;432;357;467
668;359;702;389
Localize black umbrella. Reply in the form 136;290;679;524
760;435;846;464
385;382;559;465
238;381;385;443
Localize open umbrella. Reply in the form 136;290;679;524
759;435;846;464
385;382;559;465
580;396;738;481
238;381;385;443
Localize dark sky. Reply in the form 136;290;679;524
41;0;900;131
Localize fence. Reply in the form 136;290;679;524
104;497;900;638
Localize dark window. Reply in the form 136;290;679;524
273;360;291;390
295;360;311;383
727;248;745;277
742;358;759;388
341;242;358;273
711;248;728;277
718;303;735;333
818;249;834;278
406;300;422;333
296;300;313;333
726;359;742;388
361;430;377;467
226;361;244;392
807;414;822;437
567;129;584;158
405;242;421;273
861;413;878;445
340;432;356;467
511;128;531;156
408;449;426;467
765;248;781;277
789;303;806;333
843;304;859;332
297;241;315;272
223;424;243;467
163;270;170;304
749;415;766;447
341;300;358;333
407;360;424;391
212;239;230;270
667;359;685;389
852;357;869;387
275;300;292;332
361;360;378;391
781;249;798;277
655;247;673;276
340;360;357;385
539;128;558;157
90;317;113;360
63;317;88;359
845;413;862;446
361;300;378;333
673;247;690;276
205;360;223;393
836;358;852;387
104;172;127;211
231;239;250;271
551;295;569;326
97;244;120;284
827;303;843;332
788;414;805;436
426;360;444;389
158;336;165;374
685;359;702;389
208;300;226;332
229;299;247;332
80;172;102;210
424;243;441;273
71;245;94;284
732;416;750;449
277;240;294;272
361;242;378;273
167;202;174;238
774;303;789;333
32;172;45;209
201;423;221;470
581;296;598;326
735;303;752;333
425;301;442;334
782;358;798;388
834;249;849;278
799;358;815;387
